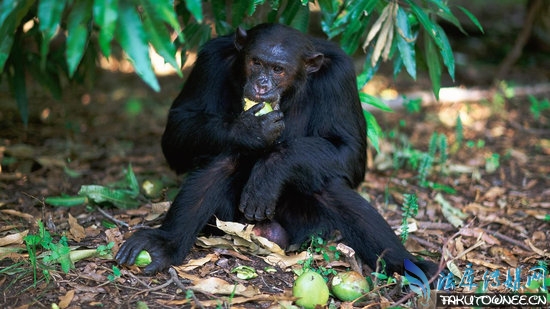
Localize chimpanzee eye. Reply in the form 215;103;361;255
273;66;284;74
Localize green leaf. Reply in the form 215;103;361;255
357;44;380;87
363;110;382;153
125;164;140;196
66;0;93;77
407;1;455;81
395;7;416;80
140;1;181;76
288;2;310;33
424;34;442;100
434;24;455;81
426;0;465;34
0;35;13;72
1;1;36;70
185;0;203;23
141;0;181;32
37;0;68;67
115;2;160;91
93;0;119;57
359;92;393;112
457;6;484;34
78;185;141;209
45;195;88;207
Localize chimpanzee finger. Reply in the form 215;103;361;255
244;102;266;115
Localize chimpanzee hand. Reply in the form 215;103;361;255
230;103;284;151
116;229;179;274
239;159;282;220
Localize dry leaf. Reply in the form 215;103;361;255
1;209;35;222
146;201;170;221
482;187;506;201
190;277;259;297
0;230;28;247
178;253;218;272
262;251;311;268
58;290;75;309
68;213;86;242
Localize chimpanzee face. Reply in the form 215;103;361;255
235;25;324;110
242;43;298;109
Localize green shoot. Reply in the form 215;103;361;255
528;95;550;121
400;193;419;243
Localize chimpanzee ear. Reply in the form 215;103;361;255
235;27;248;51
306;53;324;73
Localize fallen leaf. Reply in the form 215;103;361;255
58;290;75;309
1;209;35;222
482;187;506;201
0;230;28;247
68;213;86;242
262;251;311;268
190;277;259;297
178;253;218;272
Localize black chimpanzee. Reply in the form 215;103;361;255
116;23;439;277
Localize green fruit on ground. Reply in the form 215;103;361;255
292;270;329;309
134;250;152;267
331;271;370;302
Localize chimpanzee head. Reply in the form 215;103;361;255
235;24;324;110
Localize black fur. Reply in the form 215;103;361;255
116;24;438;277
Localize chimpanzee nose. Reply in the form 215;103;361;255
254;76;271;95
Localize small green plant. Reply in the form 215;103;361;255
298;235;339;279
24;221;58;283
455;115;464;146
107;265;121;282
528;95;550;121
485;153;500;174
400;193;419;243
403;97;423;114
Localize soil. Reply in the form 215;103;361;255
1;6;550;309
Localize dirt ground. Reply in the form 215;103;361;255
1;6;550;309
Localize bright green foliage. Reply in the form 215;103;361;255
528;95;550;121
400;193;419;243
1;0;480;128
45;164;142;209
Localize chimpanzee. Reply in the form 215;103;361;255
116;23;439;278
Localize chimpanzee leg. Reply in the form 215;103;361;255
116;155;243;274
321;180;439;277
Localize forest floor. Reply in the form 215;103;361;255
2;12;550;309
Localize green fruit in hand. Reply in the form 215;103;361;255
331;271;369;302
292;270;329;309
243;98;273;116
135;250;152;267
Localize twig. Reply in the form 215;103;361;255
95;207;129;228
490;230;531;251
169;268;204;309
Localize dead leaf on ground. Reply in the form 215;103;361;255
58;290;75;309
190;277;259;297
0;230;28;247
177;253;218;272
68;213;86;242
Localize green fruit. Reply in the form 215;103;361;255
135;250;152;267
331;271;369;302
243;98;273;116
292;270;329;309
